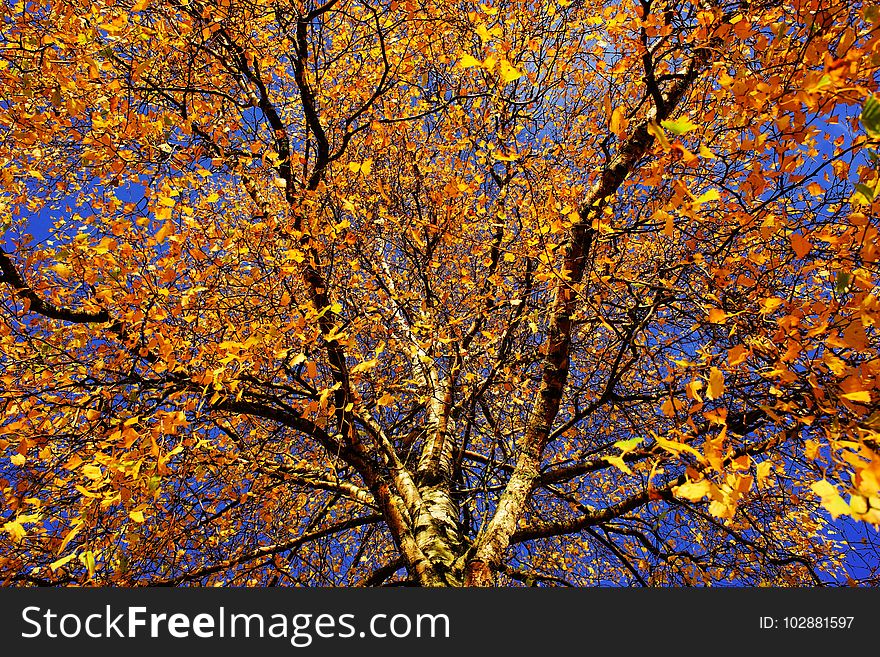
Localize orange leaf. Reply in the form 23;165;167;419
706;367;725;400
660;398;684;417
154;221;174;243
727;345;749;366
610;106;627;135
790;232;812;258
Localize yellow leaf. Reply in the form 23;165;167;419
756;460;772;487
493;150;520;162
16;512;42;524
822;351;846;376
807;181;824;197
499;60;523;83
58;522;82;554
693;188;720;205
50;553;78;571
3;521;26;543
10;453;25;466
810;480;851;518
82;464;103;480
612;437;643;455
653;433;703;461
604;455;633;475
709;498;736;519
154;206;173;221
75;485;100;498
377;392;395;406
285;248;305;264
841;390;871;403
651;209;673;236
661;117;699;135
79;550;96;579
129;510;145;523
699;145;716;159
674;479;713;502
459;54;482;68
49;263;73;278
349;160;372;175
94;237;116;255
350;359;378;374
706;367;725;400
759;297;784;314
647;121;670;150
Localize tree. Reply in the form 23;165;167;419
1;0;879;587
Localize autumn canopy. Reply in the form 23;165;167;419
1;0;879;586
